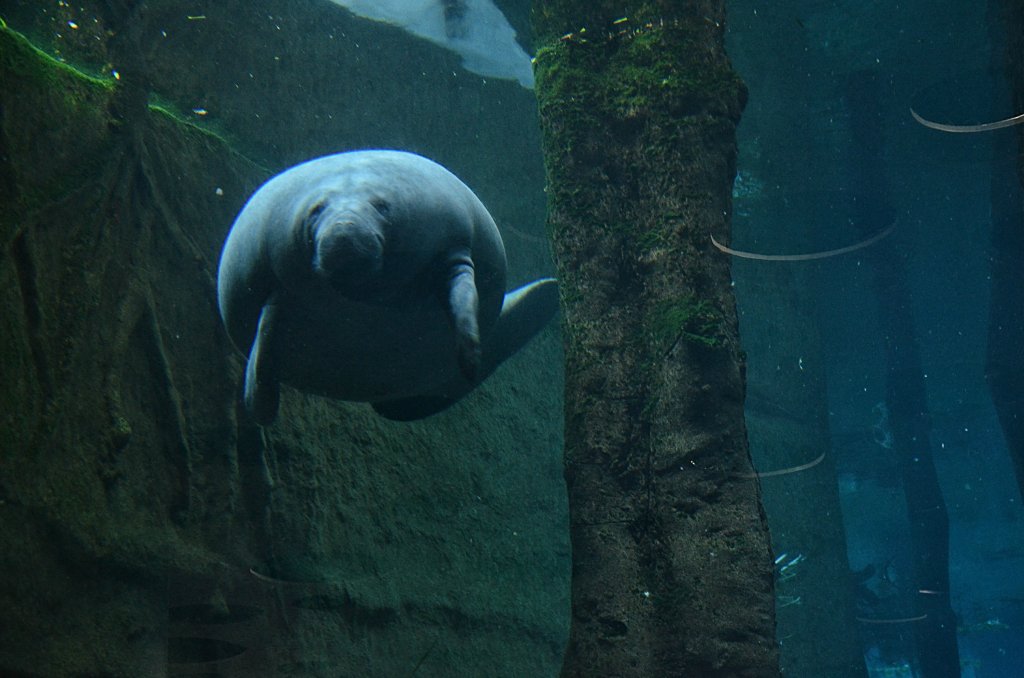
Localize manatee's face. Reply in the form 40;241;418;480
308;196;390;299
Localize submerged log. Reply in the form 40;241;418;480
531;2;778;676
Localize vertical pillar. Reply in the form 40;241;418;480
532;3;778;675
846;70;960;678
987;0;1024;503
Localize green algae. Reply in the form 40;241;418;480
0;20;242;169
147;99;240;154
534;19;742;116
0;16;115;91
0;23;117;240
648;294;726;351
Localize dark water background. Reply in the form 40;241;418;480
729;2;1024;676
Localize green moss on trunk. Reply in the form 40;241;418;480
532;2;778;675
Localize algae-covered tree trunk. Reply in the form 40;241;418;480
531;2;778;676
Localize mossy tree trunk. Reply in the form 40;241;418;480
531;2;778;676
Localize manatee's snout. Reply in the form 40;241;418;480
313;220;384;294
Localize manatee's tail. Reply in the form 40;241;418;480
372;278;559;421
482;277;559;375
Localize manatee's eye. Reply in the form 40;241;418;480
370;198;391;218
307;201;327;223
304;202;327;245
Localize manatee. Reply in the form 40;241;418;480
216;149;558;424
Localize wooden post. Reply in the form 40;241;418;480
532;2;779;675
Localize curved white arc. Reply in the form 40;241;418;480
711;221;897;262
911;107;1024;133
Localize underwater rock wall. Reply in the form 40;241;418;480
0;2;566;676
1;24;262;673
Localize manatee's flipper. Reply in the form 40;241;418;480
372;394;460;422
372;277;559;422
482;277;559;375
446;257;481;381
244;302;281;425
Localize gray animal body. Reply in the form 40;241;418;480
217;150;557;423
